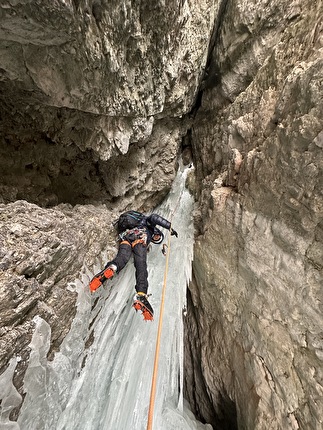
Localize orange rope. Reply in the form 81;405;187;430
146;184;183;429
146;230;172;430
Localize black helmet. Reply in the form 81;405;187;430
151;228;164;244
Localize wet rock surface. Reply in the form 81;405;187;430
186;0;323;428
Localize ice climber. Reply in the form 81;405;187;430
89;210;178;320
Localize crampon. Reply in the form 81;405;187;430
89;267;115;293
133;293;154;321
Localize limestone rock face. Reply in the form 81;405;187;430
0;0;214;206
0;201;117;398
186;0;323;429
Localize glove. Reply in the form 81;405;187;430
170;228;178;238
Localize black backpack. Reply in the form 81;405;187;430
117;211;145;233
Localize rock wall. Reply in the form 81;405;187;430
0;0;215;418
185;0;323;429
0;201;117;392
0;0;215;207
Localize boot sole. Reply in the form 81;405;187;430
133;301;154;321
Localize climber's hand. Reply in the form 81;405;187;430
170;228;178;238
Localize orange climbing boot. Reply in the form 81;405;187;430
89;265;116;293
103;267;115;279
89;277;102;292
133;292;154;321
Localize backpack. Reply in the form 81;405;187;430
117;211;145;233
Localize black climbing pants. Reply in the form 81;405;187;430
106;236;149;294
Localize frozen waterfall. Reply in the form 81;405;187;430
7;165;212;430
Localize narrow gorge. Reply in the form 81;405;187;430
0;1;322;429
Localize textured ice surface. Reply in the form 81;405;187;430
0;357;22;430
17;165;212;430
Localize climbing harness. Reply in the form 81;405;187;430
119;228;148;247
119;227;146;240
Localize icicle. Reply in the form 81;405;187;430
0;357;22;430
